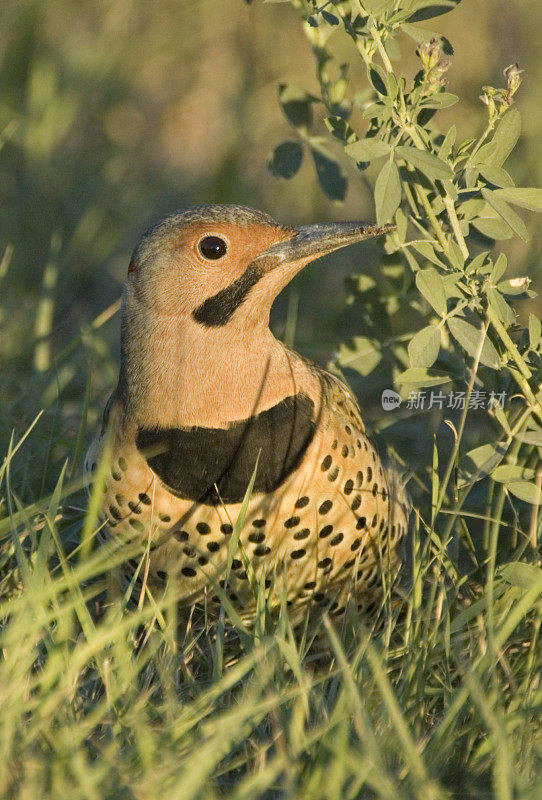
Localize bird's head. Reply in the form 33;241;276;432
124;204;393;329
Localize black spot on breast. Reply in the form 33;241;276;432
319;524;333;538
220;523;233;534
192;265;263;327
321;455;332;471
174;530;189;542
136;393;317;505
293;528;310;540
318;500;333;515
196;522;211;535
295;496;309;509
248;531;266;543
351;495;361;511
328;466;339;482
182;567;197;578
252;519;266;528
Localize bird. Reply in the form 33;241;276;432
86;204;409;625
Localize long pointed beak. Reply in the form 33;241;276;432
254;221;395;270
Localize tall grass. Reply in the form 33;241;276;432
1;0;541;798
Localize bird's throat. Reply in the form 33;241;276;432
120;303;320;429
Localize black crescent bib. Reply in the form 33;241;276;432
136;393;316;505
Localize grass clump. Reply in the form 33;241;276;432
1;1;541;798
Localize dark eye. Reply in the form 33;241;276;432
198;236;228;260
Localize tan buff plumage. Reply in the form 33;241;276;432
86;204;409;623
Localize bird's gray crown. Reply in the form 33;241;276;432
132;204;282;263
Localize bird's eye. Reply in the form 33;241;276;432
198;236;228;260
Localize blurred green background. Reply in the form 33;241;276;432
1;0;541;490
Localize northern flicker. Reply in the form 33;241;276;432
86;204;409;624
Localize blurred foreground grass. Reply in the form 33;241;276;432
1;1;541;798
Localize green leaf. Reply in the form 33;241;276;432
321;10;339;25
278;84;314;134
481;188;529;242
374;160;401;225
458;443;507;487
446;240;465;270
362;0;395;12
486;108;521;167
500;562;542;589
492;187;542;212
477;164;514;188
471;216;514;240
466;250;491;276
487;287;516;327
409;2;461;23
490;252;507;283
397;367;452;388
408;325;441;368
415;267;447;316
267;140;303;179
438;126;456;160
491;464;534;483
447;317;501;368
528;314;542;350
400;23;442;41
394;208;408;244
337;337;381;376
515;430;542;446
368;64;388;96
310;145;347;203
344;138;391;162
420;92;459;109
507;481;542;505
395;145;453;180
411;241;447;269
325;116;356;144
